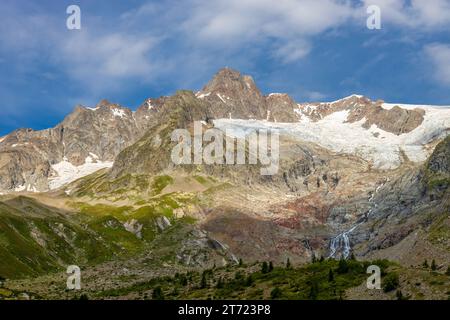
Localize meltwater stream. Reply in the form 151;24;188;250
328;180;386;259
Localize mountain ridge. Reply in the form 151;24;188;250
1;68;449;194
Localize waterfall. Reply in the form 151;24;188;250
328;179;387;259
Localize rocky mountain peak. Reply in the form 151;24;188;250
200;67;262;99
96;99;113;108
194;68;266;120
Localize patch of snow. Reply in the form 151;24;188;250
381;103;450;111
341;94;363;100
213;105;450;170
147;99;155;110
112;108;127;118
196;92;211;99
217;93;227;104
26;184;38;193
11;142;29;148
86;107;99;111
325;110;349;123
329;94;364;105
85;153;100;164
124;219;143;238
48;159;113;190
14;184;26;192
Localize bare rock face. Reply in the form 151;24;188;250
134;97;168;130
265;93;301;122
194;68;303;122
352;105;425;135
298;95;425;135
427;136;450;175
347;136;450;262
196;67;268;120
0;146;52;192
0;100;156;192
109;90;211;179
57;100;142;165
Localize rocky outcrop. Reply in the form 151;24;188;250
297;95;425;135
265;93;301;122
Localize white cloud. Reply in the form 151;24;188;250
273;40;312;63
0;2;163;96
424;43;450;86
362;0;450;29
61;31;158;80
181;0;356;62
2;0;450;101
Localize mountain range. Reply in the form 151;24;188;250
0;68;449;300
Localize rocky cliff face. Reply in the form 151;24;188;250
297;94;425;135
196;68;267;120
345;136;450;263
0;100;156;192
195;68;302;122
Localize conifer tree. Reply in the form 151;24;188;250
431;259;437;271
286;258;291;269
200;271;208;289
245;274;254;286
328;269;334;282
152;287;164;300
261;261;269;274
216;277;224;289
309;282;319;300
337;257;349;274
270;287;282;299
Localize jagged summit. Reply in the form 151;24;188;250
194;68;266;120
96;99;113;108
200;67;261;97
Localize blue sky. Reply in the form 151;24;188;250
1;0;450;136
